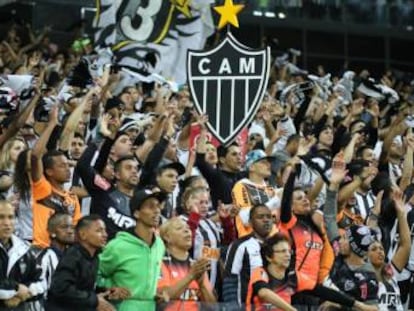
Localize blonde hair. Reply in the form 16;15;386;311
0;136;26;170
0;200;15;213
180;186;209;212
159;217;186;244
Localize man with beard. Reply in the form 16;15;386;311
68;133;90;214
222;204;274;308
78;154;140;239
69;133;86;161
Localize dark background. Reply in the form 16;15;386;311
0;0;413;78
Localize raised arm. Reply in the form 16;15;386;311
0;91;40;149
59;88;99;152
391;189;411;272
134;113;167;164
338;177;362;207
399;132;414;192
280;165;297;224
343;133;360;163
31;105;59;182
324;153;347;242
92;113;119;174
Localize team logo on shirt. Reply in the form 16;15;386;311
187;32;270;146
107;207;136;228
18;258;27;274
379;292;401;308
305;240;323;250
344;280;355;291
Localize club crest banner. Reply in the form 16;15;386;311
187;32;270;146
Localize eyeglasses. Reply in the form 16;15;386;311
273;249;290;254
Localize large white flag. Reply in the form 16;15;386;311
93;0;215;85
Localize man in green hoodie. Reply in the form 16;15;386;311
98;188;167;311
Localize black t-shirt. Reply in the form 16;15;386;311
331;256;379;305
77;144;135;239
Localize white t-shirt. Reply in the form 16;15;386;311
377;265;404;311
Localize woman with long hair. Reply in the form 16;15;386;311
13;149;33;242
279;153;380;310
367;189;410;311
0;136;27;198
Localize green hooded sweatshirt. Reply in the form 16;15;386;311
98;231;165;311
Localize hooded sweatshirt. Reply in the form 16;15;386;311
98;230;165;311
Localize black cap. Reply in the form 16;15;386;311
130;189;167;214
157;162;186;176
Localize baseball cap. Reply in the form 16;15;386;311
130;189;167;213
245;149;275;170
157;161;186;176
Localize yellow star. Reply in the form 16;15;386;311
171;0;192;18
214;0;245;29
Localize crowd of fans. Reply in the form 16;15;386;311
1;20;414;311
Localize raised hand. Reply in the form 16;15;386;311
297;135;316;156
270;122;287;143
196;114;208;128
100;114;112;138
392;187;406;216
351;98;364;116
217;201;232;219
366;100;380;118
195;128;209;154
49;103;60;125
371;190;384;217
330;152;347;186
189;200;200;215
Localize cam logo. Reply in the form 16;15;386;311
187;33;270;146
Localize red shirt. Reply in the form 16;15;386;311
157;255;212;311
247;267;295;311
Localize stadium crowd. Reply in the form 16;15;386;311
0;21;414;311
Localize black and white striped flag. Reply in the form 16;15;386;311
93;0;214;85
